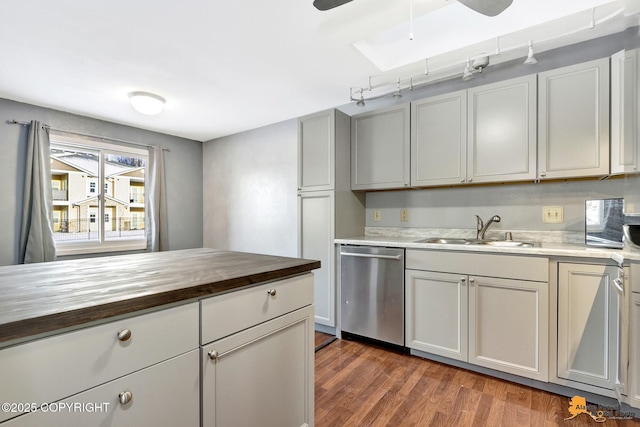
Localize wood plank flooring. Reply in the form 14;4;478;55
315;336;640;427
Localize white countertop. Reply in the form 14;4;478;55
335;235;640;263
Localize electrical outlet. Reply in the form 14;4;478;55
542;206;564;224
400;209;408;222
373;210;381;222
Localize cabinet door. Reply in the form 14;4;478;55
299;110;335;191
351;103;410;190
557;263;619;389
405;270;468;361
468;75;537;183
538;58;610;179
411;91;467;186
630;293;640;409
469;276;548;381
202;306;314;427
299;191;335;327
611;49;639;175
4;350;200;427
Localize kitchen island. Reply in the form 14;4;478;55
0;248;319;426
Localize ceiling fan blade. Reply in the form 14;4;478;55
313;0;353;11
457;0;513;17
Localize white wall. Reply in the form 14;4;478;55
202;119;298;257
0;98;204;266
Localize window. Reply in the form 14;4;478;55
50;134;148;256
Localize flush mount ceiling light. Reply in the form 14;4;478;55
129;92;165;115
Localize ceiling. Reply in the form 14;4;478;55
1;0;638;142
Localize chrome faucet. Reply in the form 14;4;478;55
475;215;501;240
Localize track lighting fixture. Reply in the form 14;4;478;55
355;88;365;107
462;56;489;81
392;79;402;98
462;58;473;81
524;40;537;65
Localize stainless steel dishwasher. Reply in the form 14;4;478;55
340;245;405;346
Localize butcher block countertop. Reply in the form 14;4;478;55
0;248;320;346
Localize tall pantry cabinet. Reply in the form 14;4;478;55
298;109;365;332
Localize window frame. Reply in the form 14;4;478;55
49;133;149;256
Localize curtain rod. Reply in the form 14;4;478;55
9;119;170;152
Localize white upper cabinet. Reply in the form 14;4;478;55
538;58;610;179
298;110;335;191
411;91;467;186
351;103;410;190
467;75;537;183
411;76;536;187
611;49;639;175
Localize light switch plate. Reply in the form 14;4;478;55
400;209;408;222
373;210;381;222
543;206;564;223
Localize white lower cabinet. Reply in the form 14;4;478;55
202;305;314;427
630;293;640;408
468;276;548;382
405;250;549;382
405;270;468;361
4;350;200;426
556;263;620;390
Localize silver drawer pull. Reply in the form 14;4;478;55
267;289;277;297
117;329;132;342
118;391;133;405
208;350;219;361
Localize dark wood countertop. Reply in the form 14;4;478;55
0;248;320;345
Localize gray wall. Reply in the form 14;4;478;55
0;98;203;266
365;177;640;232
202;119;298;258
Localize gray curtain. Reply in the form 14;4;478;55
19;121;56;263
146;145;169;251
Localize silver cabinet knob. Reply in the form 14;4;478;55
117;329;132;342
267;289;277;297
469;278;475;285
460;178;465;183
540;172;546;177
118;391;133;405
460;277;466;283
468;178;473;182
208;350;219;361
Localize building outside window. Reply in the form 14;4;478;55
49;134;148;255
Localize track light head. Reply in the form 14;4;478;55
524;40;538;65
392;78;402;98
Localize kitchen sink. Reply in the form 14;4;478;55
415;237;534;247
414;238;472;244
472;240;534;247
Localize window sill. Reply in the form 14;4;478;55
55;240;147;257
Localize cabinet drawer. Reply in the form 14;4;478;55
406;249;548;282
3;350;199;427
0;302;198;423
201;273;314;344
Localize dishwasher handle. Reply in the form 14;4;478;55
339;251;403;260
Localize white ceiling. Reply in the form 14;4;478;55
0;0;638;142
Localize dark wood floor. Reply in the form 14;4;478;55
314;334;640;427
